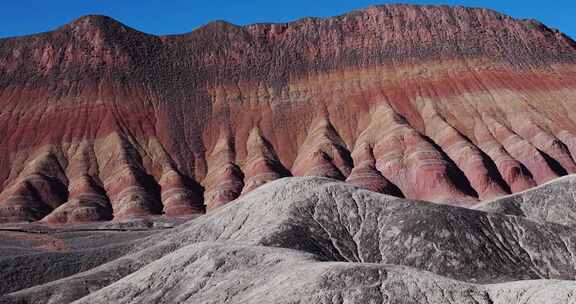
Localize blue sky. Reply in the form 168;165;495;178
1;1;574;39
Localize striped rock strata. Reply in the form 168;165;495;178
1;4;576;222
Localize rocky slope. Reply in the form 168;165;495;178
2;177;576;303
1;4;576;222
477;174;576;226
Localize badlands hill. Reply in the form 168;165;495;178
2;177;576;303
2;4;576;303
0;4;576;222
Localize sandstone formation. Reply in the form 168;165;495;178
158;167;204;216
1;5;576;221
346;142;402;196
0;150;68;223
4;3;576;303
472;121;537;193
241;127;290;194
202;132;244;209
291;117;353;180
3;177;576;303
41;175;112;224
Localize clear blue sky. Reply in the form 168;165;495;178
1;0;574;39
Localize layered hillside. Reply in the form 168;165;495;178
1;4;576;223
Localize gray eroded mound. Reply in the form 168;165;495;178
76;242;576;304
478;175;576;227
2;177;576;303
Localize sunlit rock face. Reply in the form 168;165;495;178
1;4;576;222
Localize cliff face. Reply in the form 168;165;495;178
1;4;576;223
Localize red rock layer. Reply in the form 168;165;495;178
95;133;162;219
484;117;560;184
557;130;576;165
203;133;244;210
241;127;290;194
0;150;68;222
291;118;353;180
420;102;508;200
42;175;111;224
509;117;576;175
364;105;476;205
346;142;402;196
472;121;537;193
159;167;204;217
41;143;111;224
0;5;576;222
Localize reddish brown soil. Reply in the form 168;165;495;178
1;4;576;222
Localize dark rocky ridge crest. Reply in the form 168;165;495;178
1;4;575;87
0;15;162;87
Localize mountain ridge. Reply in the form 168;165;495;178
4;4;573;40
1;4;576;223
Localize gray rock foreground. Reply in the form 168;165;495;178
3;177;576;303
